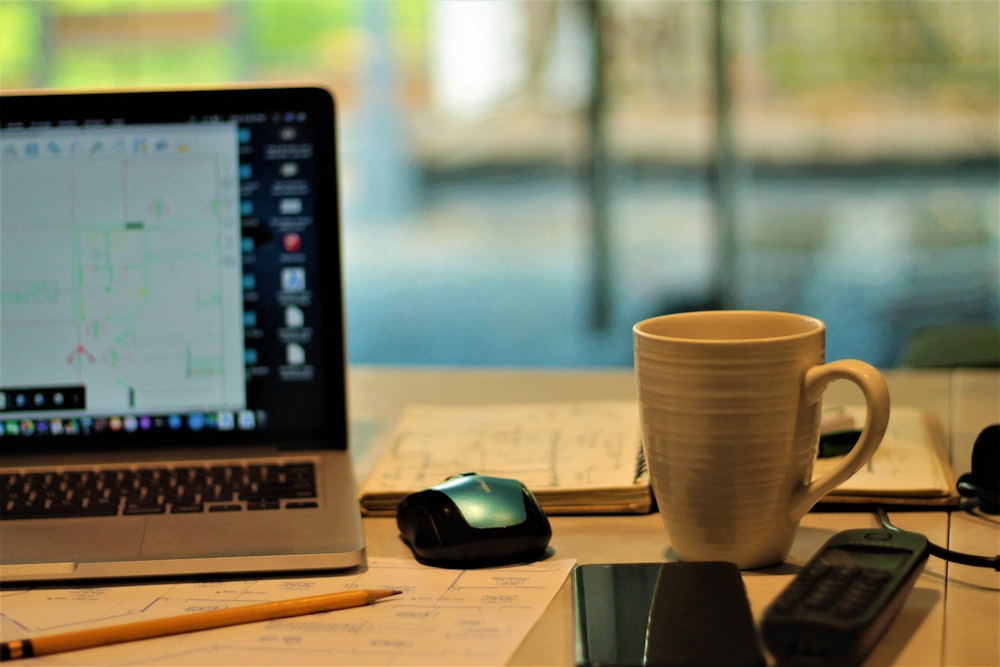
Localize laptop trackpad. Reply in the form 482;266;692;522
1;518;145;563
139;513;329;559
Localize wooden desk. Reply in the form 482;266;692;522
349;367;999;667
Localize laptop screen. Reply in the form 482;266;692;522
0;86;347;453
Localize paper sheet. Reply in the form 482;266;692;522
0;558;575;666
815;405;953;496
361;401;644;493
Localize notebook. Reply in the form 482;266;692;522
0;85;365;583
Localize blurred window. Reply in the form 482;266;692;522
2;0;996;367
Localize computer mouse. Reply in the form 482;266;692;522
396;473;552;568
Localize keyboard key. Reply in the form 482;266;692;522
247;499;281;510
208;504;242;512
124;503;166;516
171;503;205;514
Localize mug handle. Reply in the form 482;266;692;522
789;360;891;520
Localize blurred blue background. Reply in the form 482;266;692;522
4;0;997;368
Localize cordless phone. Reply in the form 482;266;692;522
761;528;929;667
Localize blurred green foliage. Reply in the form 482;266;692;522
0;2;40;88
742;1;998;103
0;0;428;90
0;0;995;108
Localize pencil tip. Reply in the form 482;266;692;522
371;589;403;601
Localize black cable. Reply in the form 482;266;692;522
875;507;1000;571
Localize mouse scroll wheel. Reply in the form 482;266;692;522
445;472;478;481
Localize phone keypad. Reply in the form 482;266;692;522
771;561;893;619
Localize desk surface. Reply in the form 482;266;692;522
349;367;999;667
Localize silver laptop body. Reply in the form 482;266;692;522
0;86;365;583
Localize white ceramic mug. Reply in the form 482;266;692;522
633;310;890;569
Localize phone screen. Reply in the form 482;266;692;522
572;562;764;667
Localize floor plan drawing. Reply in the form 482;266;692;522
0;557;574;665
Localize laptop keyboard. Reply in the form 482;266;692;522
1;462;318;520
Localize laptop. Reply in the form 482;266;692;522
0;85;366;583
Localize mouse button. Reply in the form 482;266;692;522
442;476;527;529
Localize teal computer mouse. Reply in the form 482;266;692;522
396;473;552;568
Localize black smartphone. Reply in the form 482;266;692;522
572;561;765;667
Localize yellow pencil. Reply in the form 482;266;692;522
0;588;400;661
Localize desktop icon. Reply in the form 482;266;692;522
287;343;306;365
217;411;235;431
281;267;306;292
237;410;256;430
281;267;306;291
285;305;305;328
283;233;302;253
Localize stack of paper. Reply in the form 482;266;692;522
358;401;652;515
816;405;959;506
